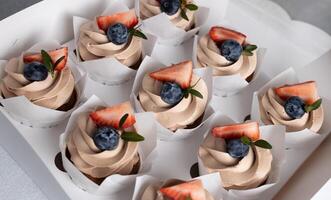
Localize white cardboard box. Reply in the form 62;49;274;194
0;0;331;200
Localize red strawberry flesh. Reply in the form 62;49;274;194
209;26;246;45
212;121;260;141
97;9;138;31
159;180;206;200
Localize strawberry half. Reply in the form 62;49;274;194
159;180;206;200
212;121;260;141
89;101;136;129
274;81;319;105
23;47;68;71
209;26;246;45
149;60;193;89
97;10;138;31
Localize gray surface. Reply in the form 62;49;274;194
0;0;330;200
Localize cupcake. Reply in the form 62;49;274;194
259;81;324;132
140;0;199;31
137;60;208;131
0;47;77;111
77;9;147;69
196;26;258;81
140;179;214;200
66;101;144;184
199;121;273;190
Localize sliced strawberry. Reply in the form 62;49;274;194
23;47;68;71
149;60;193;89
212;121;260;141
274;81;319;105
89;101;136;129
209;26;246;45
159;180;206;200
97;9;138;31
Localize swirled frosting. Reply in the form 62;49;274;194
196;34;257;79
140;179;214;200
138;74;208;131
0;56;75;110
259;88;324;132
78;20;142;67
198;133;272;190
67;110;140;179
140;0;195;31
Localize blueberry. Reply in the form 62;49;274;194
106;23;129;45
226;139;249;158
23;62;48;82
219;39;243;62
160;0;180;16
160;82;184;106
93;126;120;151
284;96;306;119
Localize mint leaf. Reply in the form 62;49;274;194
133;29;147;40
180;9;189;21
41;50;54;77
305;98;322;112
189;89;203;99
119;113;128;129
243;44;257;52
185;4;198;11
121;132;145;142
241;136;251;145
254;139;272;149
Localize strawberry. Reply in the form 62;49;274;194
23;47;68;71
274;81;319;105
212;121;260;141
209;26;246;45
159;180;206;200
149;60;193;89
97;9;138;31
89;102;136;129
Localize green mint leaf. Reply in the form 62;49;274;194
241;136;251;145
185;4;198;11
133;29;148;40
53;56;65;70
190;78;201;89
180;9;189;21
242;50;253;56
243;44;257;52
305;98;322;112
254;139;272;149
189;89;203;99
128;28;135;35
183;90;189;98
121;132;145;142
41;50;54;77
119;113;129;129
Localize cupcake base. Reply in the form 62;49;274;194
57;88;78;112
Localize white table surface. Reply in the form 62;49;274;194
0;0;330;200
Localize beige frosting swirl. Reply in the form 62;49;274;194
138;74;208;131
67;111;140;179
196;34;257;79
259;88;324;132
0;56;75;110
140;0;195;31
198;133;272;190
141;179;214;200
78;20;142;67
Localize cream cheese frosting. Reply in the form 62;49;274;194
138;74;208;131
196;34;257;79
78;20;142;67
140;179;214;200
0;56;75;110
259;88;324;132
67;111;140;179
198;133;272;190
140;0;195;31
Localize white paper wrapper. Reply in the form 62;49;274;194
59;95;157;196
192;32;267;97
251;67;331;149
72;0;157;85
130;55;215;140
198;112;285;200
138;0;210;46
0;40;86;128
132;173;223;200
